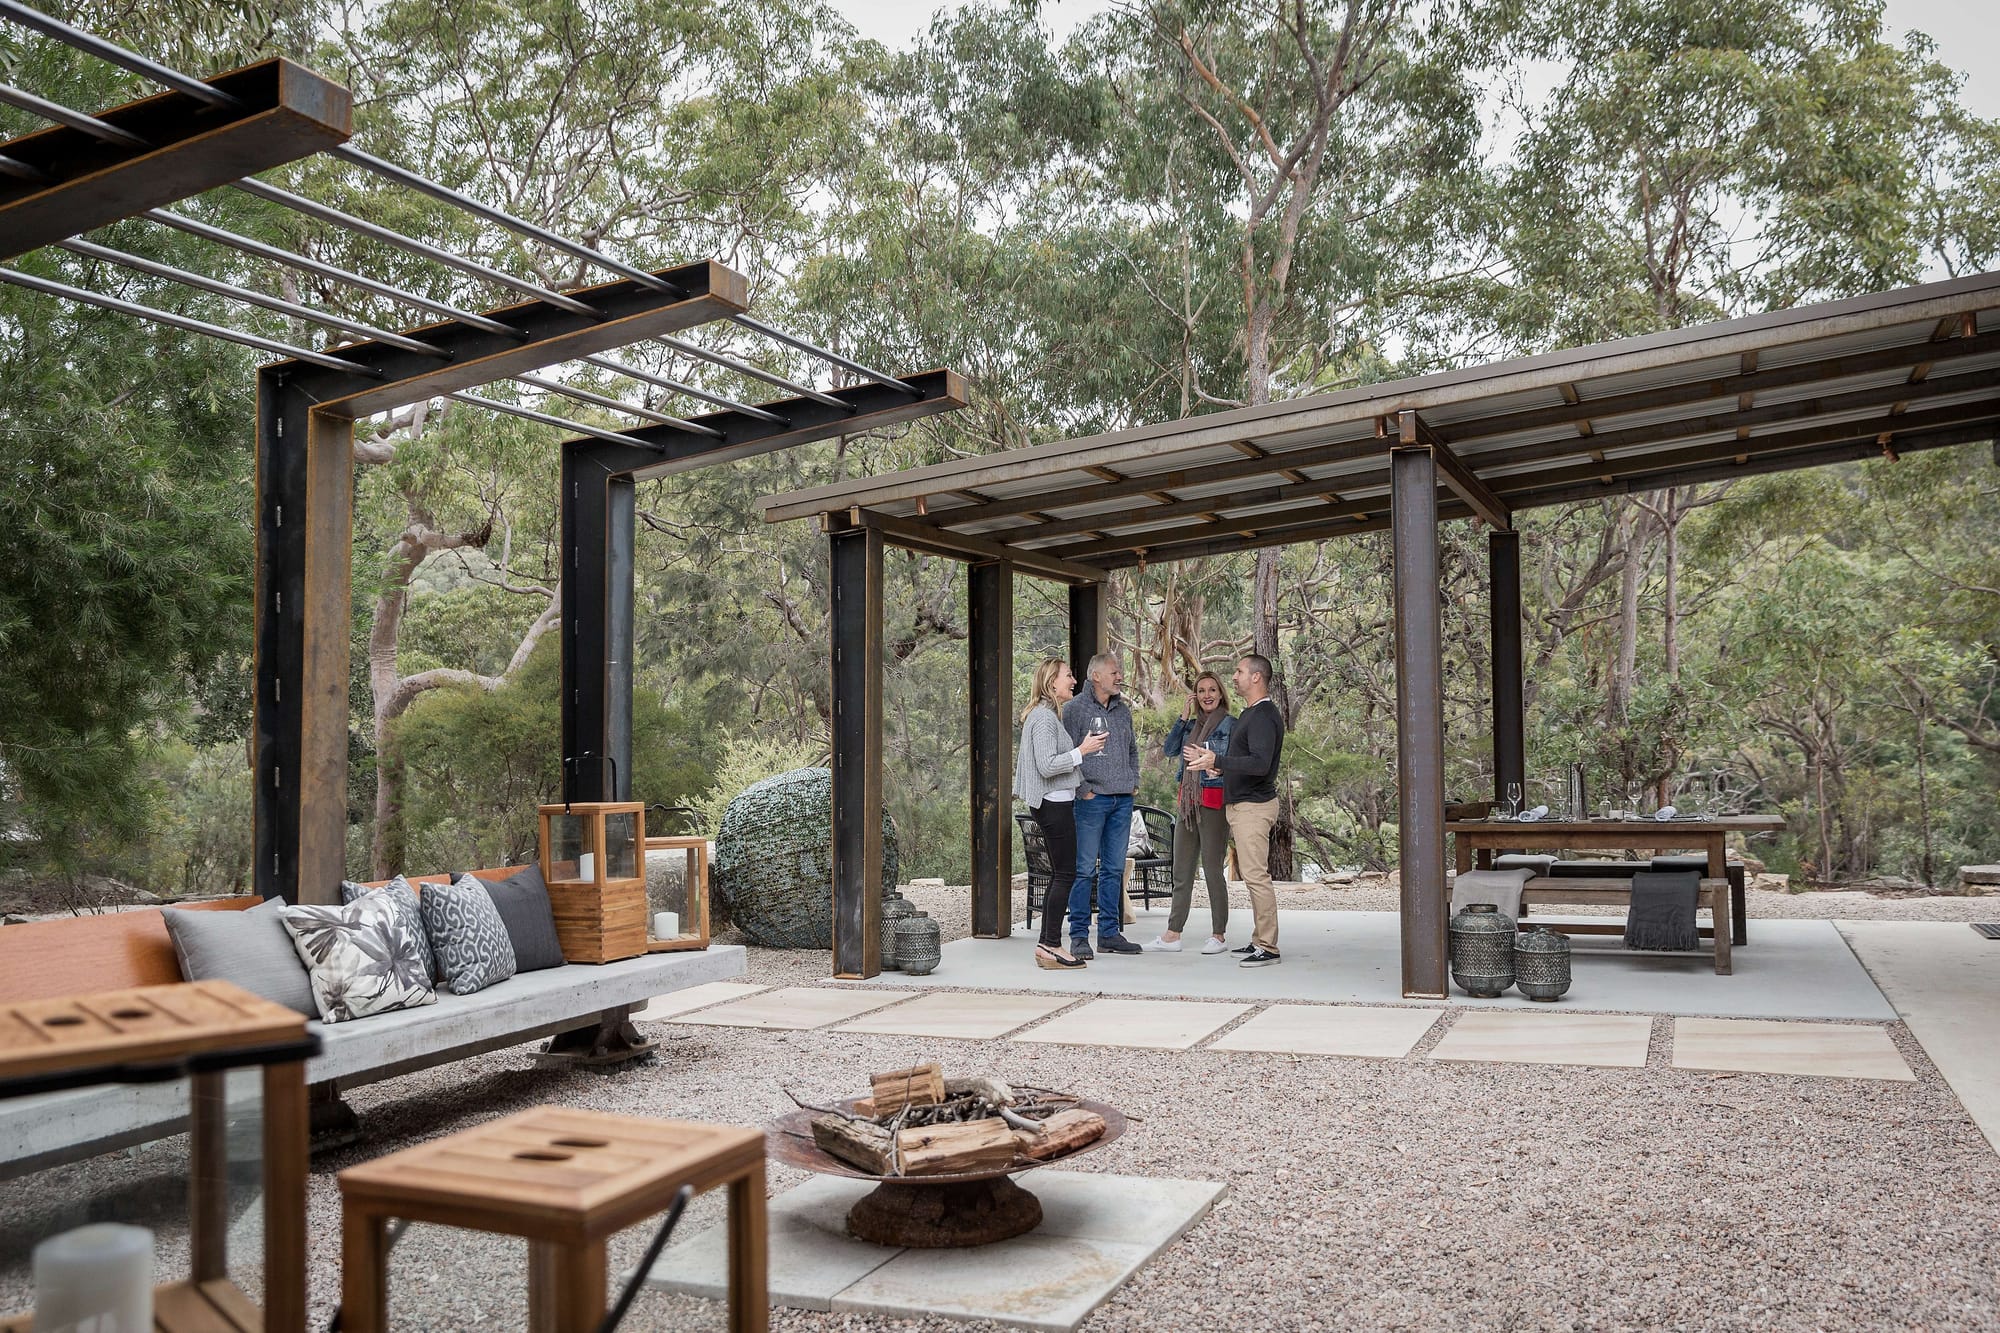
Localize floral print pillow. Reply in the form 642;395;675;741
281;892;437;1023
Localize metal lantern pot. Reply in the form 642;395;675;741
1514;927;1573;1002
893;914;943;976
1449;902;1516;998
879;894;915;971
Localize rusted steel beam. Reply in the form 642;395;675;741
969;561;1014;939
829;521;885;979
1391;446;1449;999
853;509;1108;586
1400;409;1509;530
1490;529;1525;809
0;58;349;261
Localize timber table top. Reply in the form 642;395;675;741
0;979;308;1082
338;1106;764;1242
1446;815;1786;835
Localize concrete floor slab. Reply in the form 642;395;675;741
1010;998;1252;1050
834;991;1075;1039
1207;1003;1441;1058
672;985;915;1030
1427;1010;1654;1068
844;910;1893;1020
1839;920;2000;1151
1671;1017;1914;1081
645;1171;1222;1330
632;980;767;1021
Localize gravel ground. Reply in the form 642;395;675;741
4;883;1997;1331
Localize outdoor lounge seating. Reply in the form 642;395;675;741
1018;806;1178;929
0;878;748;1178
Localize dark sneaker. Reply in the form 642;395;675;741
1231;943;1258;955
1096;933;1143;954
1069;938;1095;961
1239;948;1282;968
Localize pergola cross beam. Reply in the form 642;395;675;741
1398;409;1509;529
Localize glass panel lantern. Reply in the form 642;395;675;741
538;801;649;963
641;832;711;953
0;982;315;1331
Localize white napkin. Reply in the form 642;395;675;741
1516;805;1549;822
1654;805;1678;821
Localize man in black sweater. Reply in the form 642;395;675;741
1185;653;1285;967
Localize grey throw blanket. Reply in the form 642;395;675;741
1625;870;1700;951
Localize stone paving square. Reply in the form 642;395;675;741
1009;997;1253;1051
1206;1003;1440;1058
834;990;1074;1039
671;985;915;1030
1671;1016;1916;1081
644;1171;1224;1330
632;980;767;1021
1426;1010;1653;1069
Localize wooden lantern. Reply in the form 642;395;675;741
641;833;711;953
538;801;648;964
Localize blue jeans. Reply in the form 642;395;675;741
1068;792;1133;941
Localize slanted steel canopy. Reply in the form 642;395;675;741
761;270;2000;566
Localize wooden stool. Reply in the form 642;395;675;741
338;1106;766;1333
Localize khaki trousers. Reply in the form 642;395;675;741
1225;798;1281;952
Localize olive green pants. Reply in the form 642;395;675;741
1168;803;1230;936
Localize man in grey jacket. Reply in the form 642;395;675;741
1060;653;1143;956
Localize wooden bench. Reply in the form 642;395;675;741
1452;875;1734;975
0;873;747;1177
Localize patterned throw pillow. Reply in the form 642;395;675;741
281;893;437;1023
340;875;437;982
419;877;518;996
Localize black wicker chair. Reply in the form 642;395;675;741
1016;812;1053;929
1129;804;1176;911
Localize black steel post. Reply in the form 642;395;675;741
252;369;353;904
559;444;611;802
829;523;884;978
969;561;1014;937
1392;445;1448;997
1490;528;1525;806
1068;582;1104;678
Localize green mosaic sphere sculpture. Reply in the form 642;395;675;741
711;766;900;948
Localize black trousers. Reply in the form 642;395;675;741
1032;799;1078;948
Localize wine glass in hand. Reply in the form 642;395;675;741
1079;728;1108;756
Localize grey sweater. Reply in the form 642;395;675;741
1014;704;1084;809
1061;690;1141;796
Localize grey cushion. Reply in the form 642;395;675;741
281;894;437;1023
462;866;564;971
162;899;317;1017
419;878;517;996
340;875;437;981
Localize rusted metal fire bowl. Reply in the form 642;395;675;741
769;1095;1126;1248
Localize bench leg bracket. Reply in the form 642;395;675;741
533;1006;657;1072
309;1082;362;1153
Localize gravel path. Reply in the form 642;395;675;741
4;883;1995;1331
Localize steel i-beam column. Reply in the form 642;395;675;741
1490;529;1525;806
1392;445;1448;997
559;444;634;803
1068;582;1104;677
829;523;884;978
969;561;1014;937
253;370;354;903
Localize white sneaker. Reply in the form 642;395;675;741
1141;936;1184;953
1200;937;1230;955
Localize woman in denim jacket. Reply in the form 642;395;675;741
1145;671;1234;954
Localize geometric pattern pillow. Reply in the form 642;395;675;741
281;892;436;1023
458;867;565;971
340;874;437;982
417;878;517;996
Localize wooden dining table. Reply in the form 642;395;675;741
1445;815;1785;975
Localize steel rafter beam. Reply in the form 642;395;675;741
1399;409;1509;529
0;57;350;261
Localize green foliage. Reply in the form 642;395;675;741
690;733;824;839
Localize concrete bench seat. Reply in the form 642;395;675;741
0;939;747;1178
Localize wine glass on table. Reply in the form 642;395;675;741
1504;782;1523;821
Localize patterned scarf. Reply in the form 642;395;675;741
1177;704;1227;822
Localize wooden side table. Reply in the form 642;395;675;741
338;1106;766;1333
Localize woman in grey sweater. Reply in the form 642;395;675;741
1014;657;1107;968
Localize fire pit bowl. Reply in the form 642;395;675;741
770;1095;1127;1247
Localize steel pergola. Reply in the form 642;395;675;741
0;4;965;922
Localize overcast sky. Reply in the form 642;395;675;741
826;0;1999;121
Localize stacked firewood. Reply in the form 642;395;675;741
795;1063;1107;1177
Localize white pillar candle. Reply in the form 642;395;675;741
34;1223;152;1331
652;911;680;938
577;851;595;881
